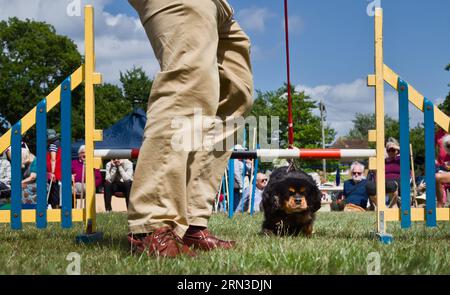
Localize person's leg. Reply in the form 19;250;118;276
185;3;253;229
435;172;450;207
48;182;59;209
234;190;246;213
118;180;132;209
127;0;223;238
0;182;10;199
103;181;113;212
233;189;242;212
385;180;399;208
53;182;60;209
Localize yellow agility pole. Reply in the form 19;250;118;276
80;5;103;240
367;7;390;243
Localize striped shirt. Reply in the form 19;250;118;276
48;140;60;153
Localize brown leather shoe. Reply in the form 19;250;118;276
128;227;196;258
182;228;236;251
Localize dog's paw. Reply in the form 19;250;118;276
302;223;314;238
260;228;275;237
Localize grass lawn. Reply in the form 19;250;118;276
0;212;449;275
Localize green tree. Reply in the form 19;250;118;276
0;18;155;146
0;18;82;127
95;83;132;130
70;83;134;141
345;112;425;159
250;85;336;170
346;113;399;141
120;66;153;111
0;116;10;135
438;63;450;115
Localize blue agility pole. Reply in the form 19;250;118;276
398;78;411;229
36;99;47;229
60;77;72;228
424;98;437;227
221;175;227;212
10;123;22;230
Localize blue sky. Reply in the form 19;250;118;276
104;0;449;97
103;0;450;136
1;0;449;137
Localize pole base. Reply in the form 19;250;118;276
75;231;103;244
375;232;393;245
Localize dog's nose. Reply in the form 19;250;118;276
295;197;302;205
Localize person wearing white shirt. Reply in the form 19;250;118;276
235;173;268;213
104;159;134;212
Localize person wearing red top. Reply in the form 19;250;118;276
435;129;450;208
71;145;102;206
46;129;61;209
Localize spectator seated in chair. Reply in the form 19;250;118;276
341;161;371;212
104;158;133;212
0;152;11;202
434;130;450;208
71;145;102;207
235;173;268;213
21;155;37;207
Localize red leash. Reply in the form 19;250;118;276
284;0;294;148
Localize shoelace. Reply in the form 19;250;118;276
153;229;186;251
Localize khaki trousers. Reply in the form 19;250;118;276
127;0;253;237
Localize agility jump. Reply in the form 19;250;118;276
366;8;450;243
0;6;103;242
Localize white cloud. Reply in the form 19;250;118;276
296;79;434;139
236;7;274;33
282;15;304;34
0;0;159;85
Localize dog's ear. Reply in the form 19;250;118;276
308;190;322;212
262;190;281;217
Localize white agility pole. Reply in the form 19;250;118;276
214;178;223;213
94;148;376;160
247;127;257;213
224;170;229;212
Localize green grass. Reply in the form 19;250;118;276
0;212;449;274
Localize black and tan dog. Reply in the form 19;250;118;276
261;166;321;237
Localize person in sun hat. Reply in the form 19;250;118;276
363;138;405;209
385;137;401;208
